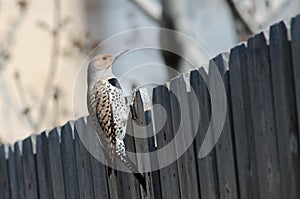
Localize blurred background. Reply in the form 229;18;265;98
0;0;299;144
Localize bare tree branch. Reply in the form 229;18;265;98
0;1;28;70
130;0;163;24
0;1;30;133
53;86;60;126
14;71;38;131
37;0;61;127
225;0;254;38
263;0;294;29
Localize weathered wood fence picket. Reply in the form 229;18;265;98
1;14;300;199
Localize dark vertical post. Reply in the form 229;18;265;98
79;115;120;199
210;54;238;199
48;128;66;198
36;132;53;199
152;85;181;199
247;33;282;199
190;68;219;199
74;118;95;199
269;21;300;199
0;145;10;199
170;74;200;198
22;137;38;199
61;122;80;199
229;44;259;198
116;117;142;199
133;90;162;199
291;15;300;143
8;146;18;199
82;117;110;199
14;142;25;199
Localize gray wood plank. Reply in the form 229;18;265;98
228;44;260;199
247;33;283;199
36;132;53;199
7;146;18;199
190;68;219;199
116;168;141;199
133;90;162;199
106;169;120;199
89;155;110;199
83;115;123;199
13;142;25;199
170;75;200;199
48;128;66;199
83;117;110;199
152;85;181;199
81;117;120;199
0;145;10;199
210;54;239;199
22;136;38;199
74;118;95;199
119;118;142;199
291;15;300;145
61;122;80;199
269;21;300;199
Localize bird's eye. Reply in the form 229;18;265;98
102;57;107;60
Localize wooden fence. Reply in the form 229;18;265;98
1;14;300;199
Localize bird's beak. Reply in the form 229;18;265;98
112;49;129;63
105;49;129;69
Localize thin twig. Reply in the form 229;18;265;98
53;86;60;126
0;1;27;70
4;2;27;49
130;0;163;24
37;0;61;127
14;72;38;131
0;1;29;124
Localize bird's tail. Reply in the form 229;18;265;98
133;172;147;193
116;150;147;193
106;148;146;193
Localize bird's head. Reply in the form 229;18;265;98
87;50;129;85
90;54;114;70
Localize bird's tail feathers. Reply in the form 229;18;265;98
133;172;147;193
117;150;147;193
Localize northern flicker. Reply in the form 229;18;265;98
87;50;147;192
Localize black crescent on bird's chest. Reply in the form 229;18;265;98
108;78;122;89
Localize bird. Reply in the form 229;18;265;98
86;50;147;193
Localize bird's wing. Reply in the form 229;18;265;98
87;80;115;171
90;80;117;143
